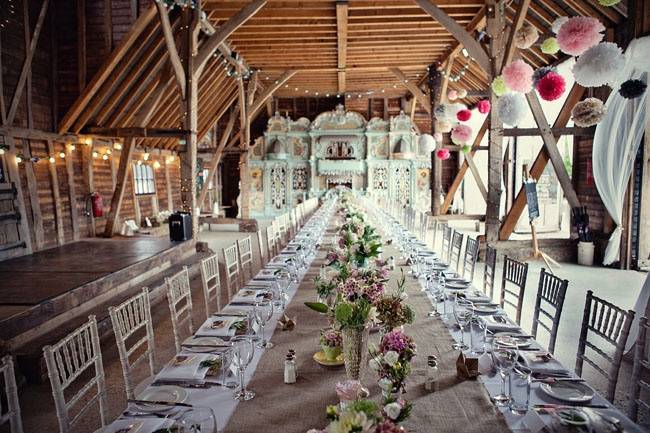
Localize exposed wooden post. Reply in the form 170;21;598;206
82;143;96;237
4;135;33;253
428;65;442;215
21;141;45;249
46;140;65;245
156;2;186;100
103;139;134;236
77;0;86;91
336;0;348;94
7;0;49;125
390;67;431;114
248;70;297;121
65;143;80;240
164;158;174;212
22;0;34;129
0;31;6;124
485;0;505;243
439;55;455;103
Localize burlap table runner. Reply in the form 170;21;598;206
224;229;510;433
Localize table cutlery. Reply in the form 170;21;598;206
152;380;221;388
211;312;246;317
122;410;170;419
532;378;586;383
229;301;257;306
534;404;609;410
127;399;193;408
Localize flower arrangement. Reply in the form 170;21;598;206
306;399;410;433
321;328;343;361
369;329;417;394
376;273;414;331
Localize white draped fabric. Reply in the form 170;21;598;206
593;36;650;265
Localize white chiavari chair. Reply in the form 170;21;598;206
237;235;254;282
109;288;156;399
266;225;277;258
166;266;194;353
43;316;108;433
273;219;283;250
200;253;222;317
0;356;23;433
257;229;268;267
223;243;242;298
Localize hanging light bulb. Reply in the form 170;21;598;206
102;154;109;160
92;151;99;158
49;156;56;163
69;144;76;151
137;160;143;166
16;155;23;163
0;148;5;156
105;148;112;155
143;151;150;161
113;142;122;150
153;161;161;169
59;151;66;158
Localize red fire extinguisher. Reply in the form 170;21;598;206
86;192;103;218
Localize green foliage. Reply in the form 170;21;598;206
334;299;372;329
304;301;329;314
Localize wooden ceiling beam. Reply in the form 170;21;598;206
156;2;186;100
249;70;298;121
336;0;348;94
389;67;430;114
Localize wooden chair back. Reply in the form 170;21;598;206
237;236;254;282
223;243;241;298
256;229;268;267
575;290;635;402
165;266;194;353
0;356;23;433
266;225;277;258
499;256;528;325
109;288;156;398
483;245;497;298
43;316;108;433
530;269;568;354
462;237;480;282
449;230;464;273
629;316;650;422
441;225;452;262
200;253;222;317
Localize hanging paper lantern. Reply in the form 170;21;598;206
598;0;621;5
572;42;625;88
433;132;443;142
571;98;605;127
435;119;453;133
477;99;491;114
551;16;569;35
541;37;560;55
461;144;471;154
491;76;509;97
436;148;451;160
557;16;605;56
447;89;458;101
533;66;556;86
497;93;527;127
536;72;566;101
457;89;468;99
451;124;473;145
418;134;436;153
456;109;472;122
619;79;648;99
514;22;539;50
502;60;534;93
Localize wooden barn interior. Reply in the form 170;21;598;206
0;0;649;432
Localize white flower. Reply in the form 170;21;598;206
384;402;402;420
367;306;378;323
399;291;408;301
378;378;393;391
327;410;373;433
383;350;399;366
369;358;381;371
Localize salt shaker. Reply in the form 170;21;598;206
284;353;296;384
424;355;439;392
389;256;395;270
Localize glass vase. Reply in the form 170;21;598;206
342;325;370;381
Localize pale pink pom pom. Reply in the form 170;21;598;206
451;124;473;145
502;60;534;93
433;132;443;142
557;16;605;56
447;89;458;101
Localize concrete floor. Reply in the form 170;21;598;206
6;221;650;432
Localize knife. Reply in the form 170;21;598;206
127;399;193;408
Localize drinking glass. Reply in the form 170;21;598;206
491;338;519;406
231;335;256;401
219;345;238;389
509;364;532;415
176;407;218;433
470;316;488;356
452;297;473;351
254;300;274;349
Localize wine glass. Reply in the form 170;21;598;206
231;335;256;401
470;316;488;356
254;300;274;349
491;338;519;406
452;297;473;351
176;406;217;433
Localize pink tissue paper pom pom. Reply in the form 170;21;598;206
456;109;472;122
436;148;450;160
557;16;604;56
503;60;534;93
536;72;566;101
433;132;443;142
451;124;473;145
447;89;458;101
477;99;491;114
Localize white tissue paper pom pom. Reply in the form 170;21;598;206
552;16;569;34
497;93;527;127
572;42;625;88
418;134;436;153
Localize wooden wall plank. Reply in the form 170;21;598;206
4;135;33;254
21;140;45;249
46;139;65;245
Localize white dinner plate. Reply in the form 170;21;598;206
182;336;227;352
446;281;471;290
135;386;188;412
540;381;595;403
493;332;532;348
473;304;498;314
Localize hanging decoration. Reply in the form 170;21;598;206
551;16;569;34
451;125;473;145
418;134;436;153
571;97;606;127
536;71;566;101
491;76;509;96
447;90;458;101
435;148;450;160
497;93;527;127
477;99;491;114
619;79;647;99
514;22;539;50
502;59;534;93
433;132;443;142
457;89;468;99
461;145;471;154
541;37;560;55
557;16;605;56
435;120;453;133
456;109;472;122
597;0;621;5
155;0;198;10
533;66;555;86
572;42;625;88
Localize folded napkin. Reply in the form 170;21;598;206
231;289;271;304
103;418;174;433
157;353;215;381
485;315;521;332
197;316;245;337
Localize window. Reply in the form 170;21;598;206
133;163;155;195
